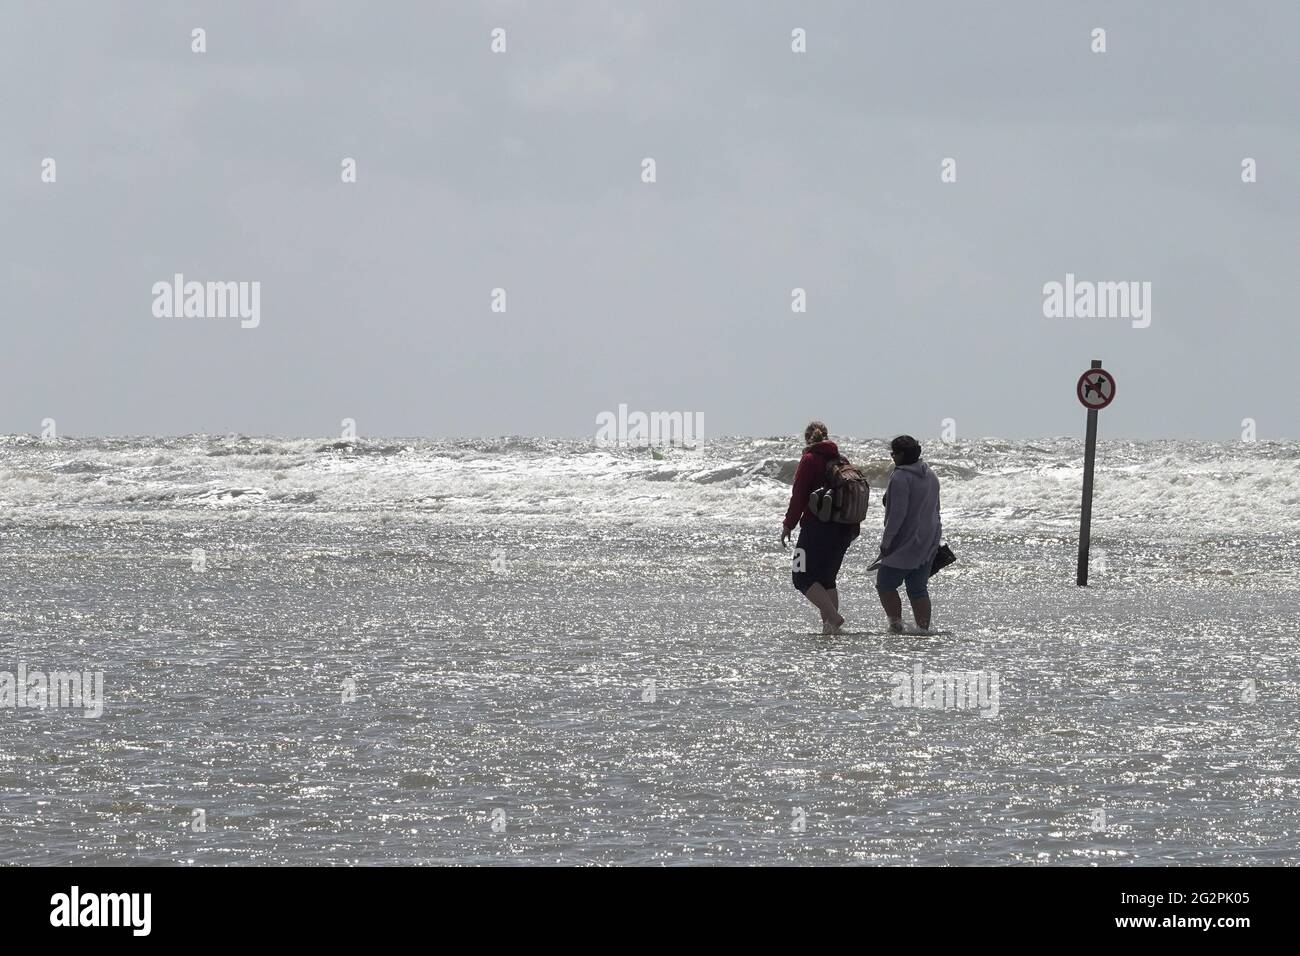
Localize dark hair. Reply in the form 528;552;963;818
804;421;828;444
890;434;921;465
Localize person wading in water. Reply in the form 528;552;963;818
781;422;870;635
875;435;942;634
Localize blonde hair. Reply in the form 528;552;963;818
804;421;828;444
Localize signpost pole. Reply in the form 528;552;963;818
1076;359;1102;587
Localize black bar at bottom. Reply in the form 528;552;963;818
0;865;1279;941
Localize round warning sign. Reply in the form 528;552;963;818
1077;368;1117;410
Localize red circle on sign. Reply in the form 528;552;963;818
1077;368;1116;410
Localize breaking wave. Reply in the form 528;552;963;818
1;435;1297;533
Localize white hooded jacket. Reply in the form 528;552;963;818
880;460;942;569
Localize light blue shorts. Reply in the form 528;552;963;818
875;562;931;598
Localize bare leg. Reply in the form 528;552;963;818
825;587;842;634
908;595;932;630
805;583;844;629
878;589;904;632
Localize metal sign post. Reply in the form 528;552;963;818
1076;360;1116;586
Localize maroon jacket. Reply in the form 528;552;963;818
782;439;840;531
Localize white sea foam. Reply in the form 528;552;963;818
2;436;1297;534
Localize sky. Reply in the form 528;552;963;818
2;0;1298;441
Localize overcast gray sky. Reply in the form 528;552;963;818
3;0;1297;440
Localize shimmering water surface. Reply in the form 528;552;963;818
1;436;1297;865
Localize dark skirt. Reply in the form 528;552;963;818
791;520;860;593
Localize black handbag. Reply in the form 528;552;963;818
930;543;957;575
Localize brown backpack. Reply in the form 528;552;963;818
808;456;870;524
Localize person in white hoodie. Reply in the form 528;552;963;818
876;435;942;633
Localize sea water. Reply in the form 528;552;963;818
1;435;1296;864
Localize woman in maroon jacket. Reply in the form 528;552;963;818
780;421;861;634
